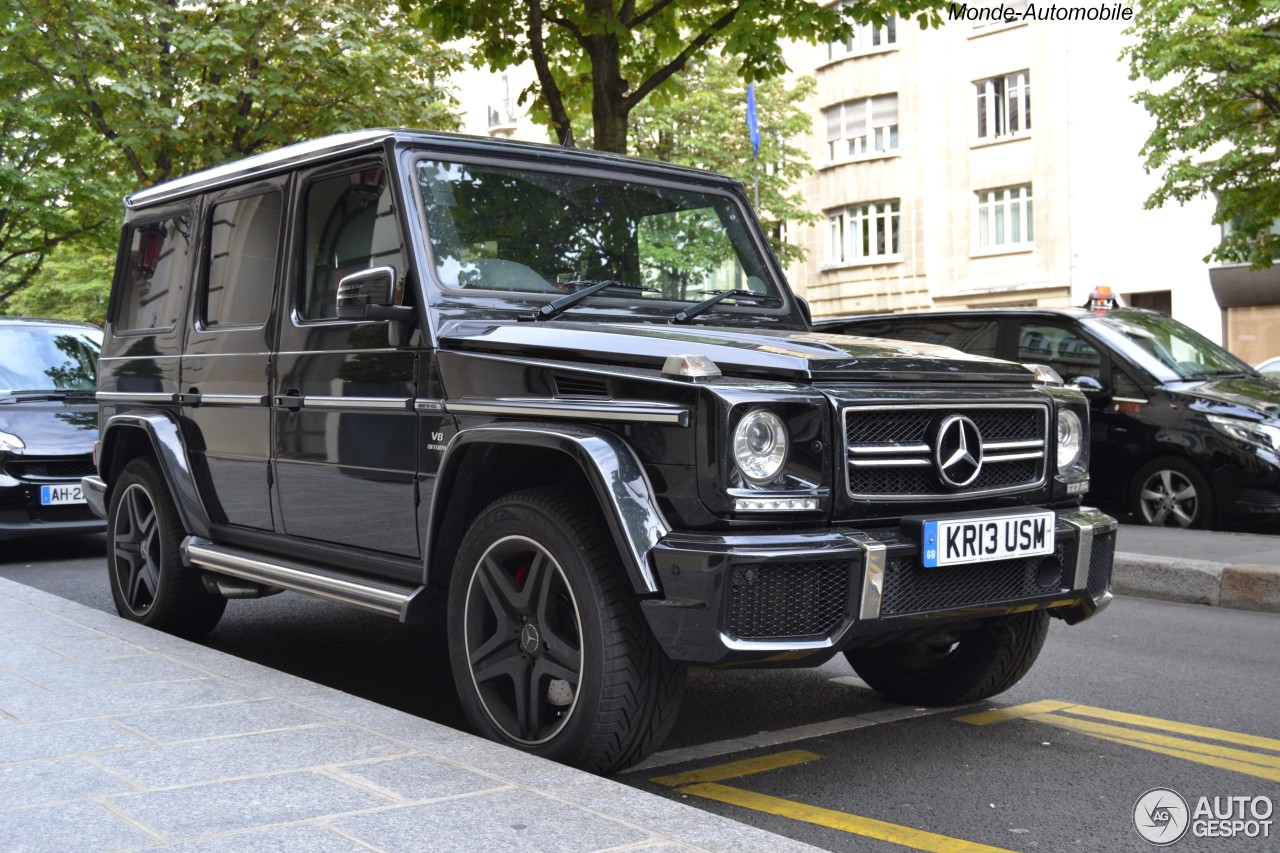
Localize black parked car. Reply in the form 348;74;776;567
0;318;104;540
84;130;1115;772
817;305;1280;529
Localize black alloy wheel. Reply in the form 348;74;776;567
107;458;225;637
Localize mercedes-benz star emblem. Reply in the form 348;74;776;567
520;623;541;655
935;415;983;488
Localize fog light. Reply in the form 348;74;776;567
734;496;819;512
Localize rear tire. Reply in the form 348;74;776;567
107;458;226;638
447;488;685;773
844;611;1049;706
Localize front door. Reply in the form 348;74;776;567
272;158;420;558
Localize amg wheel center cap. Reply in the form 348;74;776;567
935;415;984;488
519;623;541;654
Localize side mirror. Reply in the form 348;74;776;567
1070;375;1105;395
336;266;414;322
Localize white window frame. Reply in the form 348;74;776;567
825;94;899;162
975;71;1031;141
975;185;1033;251
827;8;898;61
828;200;902;264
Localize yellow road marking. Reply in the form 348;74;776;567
1026;713;1280;770
652;751;1017;853
1060;703;1280;753
955;700;1075;725
1088;733;1280;785
678;782;1018;853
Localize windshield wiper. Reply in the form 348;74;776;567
0;390;92;403
671;289;781;324
522;279;651;322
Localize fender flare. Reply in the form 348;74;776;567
98;410;213;539
428;423;670;594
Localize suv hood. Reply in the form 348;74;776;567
0;400;98;456
438;321;1034;383
1173;375;1280;421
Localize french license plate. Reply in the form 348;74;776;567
39;484;86;506
921;511;1054;568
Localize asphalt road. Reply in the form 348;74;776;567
4;533;1279;852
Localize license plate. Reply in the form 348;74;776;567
921;511;1055;568
39;484;86;505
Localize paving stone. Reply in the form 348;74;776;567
14;654;209;692
114;698;330;743
0;800;154;852
333;788;650;853
0;677;268;724
0;758;133;808
0;717;145;763
0;669;46;700
97;725;412;788
143;823;371;853
111;771;392;839
44;636;145;662
337;754;503;802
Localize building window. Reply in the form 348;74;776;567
975;71;1031;141
827;8;897;60
976;185;1033;248
829;200;901;263
825;95;898;161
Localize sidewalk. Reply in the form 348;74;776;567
0;578;821;853
1114;523;1280;612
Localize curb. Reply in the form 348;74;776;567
1112;552;1280;613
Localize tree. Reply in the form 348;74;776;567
1;0;463;313
419;0;946;153
1125;0;1280;269
629;56;817;267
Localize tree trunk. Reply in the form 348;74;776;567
584;1;629;153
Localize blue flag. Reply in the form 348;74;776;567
746;82;760;159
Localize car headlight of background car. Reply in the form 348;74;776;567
0;430;25;453
1207;414;1280;452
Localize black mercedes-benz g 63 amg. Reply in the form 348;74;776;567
84;130;1115;772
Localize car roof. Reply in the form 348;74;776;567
126;129;741;210
0;317;102;333
814;306;1161;325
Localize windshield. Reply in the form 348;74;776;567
0;327;101;393
414;159;783;310
1084;311;1251;382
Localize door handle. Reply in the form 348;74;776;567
273;389;303;411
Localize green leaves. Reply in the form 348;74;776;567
1;0;462;317
1125;0;1280;268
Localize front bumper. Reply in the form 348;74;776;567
641;507;1116;665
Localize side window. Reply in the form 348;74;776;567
204;192;281;328
1016;322;1101;382
301;167;404;320
851;318;999;358
1112;366;1145;398
115;215;192;333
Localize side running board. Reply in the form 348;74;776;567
181;537;428;623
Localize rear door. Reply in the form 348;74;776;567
180;183;285;531
272;156;421;561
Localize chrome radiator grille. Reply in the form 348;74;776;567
844;404;1048;500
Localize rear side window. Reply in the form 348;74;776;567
204;192;282;328
849;318;999;358
115;215;192;333
300;167;404;321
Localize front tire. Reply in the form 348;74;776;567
845;611;1049;706
447;488;685;773
107;458;226;638
1130;456;1213;529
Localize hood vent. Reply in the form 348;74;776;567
553;374;612;399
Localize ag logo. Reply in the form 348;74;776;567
1134;788;1190;845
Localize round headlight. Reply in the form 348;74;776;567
733;409;789;486
1057;410;1083;472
